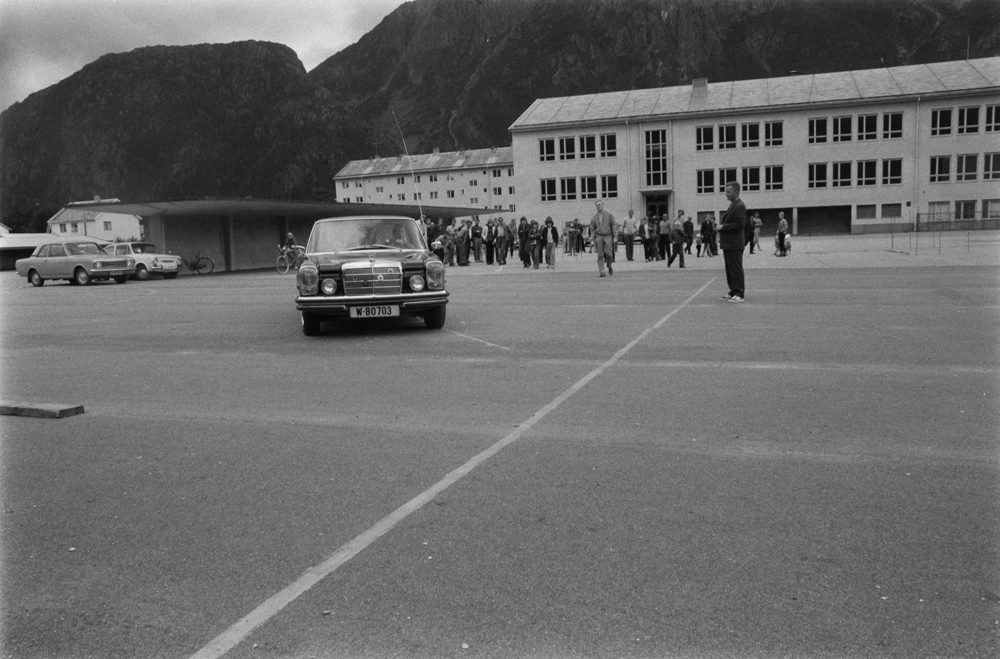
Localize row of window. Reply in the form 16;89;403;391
695;121;785;151
928;199;1000;220
806;160;903;189
539;134;618;162
696;166;785;194
931;105;999;136
386;186;517;202
340;168;515;190
929;153;999;183
540;175;619;202
56;221;114;232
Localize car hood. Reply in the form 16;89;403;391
309;249;431;269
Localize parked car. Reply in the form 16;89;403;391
295;216;448;335
15;240;135;287
103;242;181;280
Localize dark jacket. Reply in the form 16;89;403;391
719;198;747;251
542;225;559;244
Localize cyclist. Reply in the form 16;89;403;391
282;232;304;268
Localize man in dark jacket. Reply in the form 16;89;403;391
719;181;747;302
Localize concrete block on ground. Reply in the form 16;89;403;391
0;402;85;418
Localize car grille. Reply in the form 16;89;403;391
342;263;402;296
99;259;129;269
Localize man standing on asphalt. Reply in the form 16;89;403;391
682;211;695;255
471;218;483;262
621;209;638;261
590;199;617;277
719;181;747;302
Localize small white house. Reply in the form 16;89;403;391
47;198;142;241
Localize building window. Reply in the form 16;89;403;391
833;116;852;142
985;153;1000;180
696;169;715;194
765;121;783;146
398;193;406;201
808;163;828;188
987;106;999;132
928;201;950;219
883;112;903;139
741;123;760;148
832;162;851;188
882;203;902;219
447;190;455;198
508;168;514;176
930;156;951;183
808;118;828;144
414;192;422;200
470;197;479;205
560;178;577;200
493;187;502;196
492;168;501;178
508;186;515;194
645;130;668;187
741;167;761;192
430;191;439;199
858;114;877;140
429;174;438;182
983;199;1000;218
931;109;952;136
857;160;877;186
580;176;598;199
103;221;112;231
446;174;454;181
696;126;714;151
718;124;736;150
559;136;575;160
600;133;617;157
882;159;902;185
539;138;555;161
415;175;421;183
765;165;783;191
958;107;980;134
956;200;976;220
375;186;383;193
956;154;978;181
469;179;478;187
71;223;79;232
856;204;877;220
59;223;67;232
580;135;596;159
601;175;618;198
341;181;350;189
540;179;556;202
718;168;737;193
396;176;405;185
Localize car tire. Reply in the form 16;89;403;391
28;270;44;287
423;305;446;329
74;268;91;286
162;272;178;280
114;275;129;284
301;312;322;336
135;264;149;280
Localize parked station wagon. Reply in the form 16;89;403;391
15;240;135;287
295;216;448;335
103;242;180;280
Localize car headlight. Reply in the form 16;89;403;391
425;261;445;290
94;261;103;268
409;275;425;292
152;258;159;267
320;278;337;295
127;258;135;267
297;262;319;295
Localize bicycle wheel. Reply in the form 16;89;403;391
194;257;215;275
275;255;290;274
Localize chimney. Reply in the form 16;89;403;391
692;78;708;95
93;195;101;202
433;147;440;154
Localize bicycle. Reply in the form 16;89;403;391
275;244;305;274
180;252;215;275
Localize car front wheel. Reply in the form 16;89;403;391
301;312;322;336
114;275;129;284
74;268;91;286
28;270;44;287
423;305;446;329
134;264;149;280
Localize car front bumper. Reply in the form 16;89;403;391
296;291;448;317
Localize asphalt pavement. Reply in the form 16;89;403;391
1;231;998;658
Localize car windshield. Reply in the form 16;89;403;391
65;242;104;255
131;243;158;254
307;218;425;253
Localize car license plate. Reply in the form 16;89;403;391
162;263;178;270
350;305;399;318
109;270;123;276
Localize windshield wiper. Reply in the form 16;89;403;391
346;244;393;251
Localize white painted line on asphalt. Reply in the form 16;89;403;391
188;278;716;659
444;329;513;351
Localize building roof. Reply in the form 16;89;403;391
336;147;513;179
0;233;64;250
510;57;1000;131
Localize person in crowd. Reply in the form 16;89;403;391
471;219;483;262
719;181;747;302
590;200;617;277
518;217;532;267
682;211;694;255
564;220;576;255
658;212;671;261
457;219;471;266
639;215;652;261
443;225;456;266
484;219;496;265
750;212;763;254
776;212;789;257
668;219;686;268
508;217;518;260
528;220;543;269
621;209;638;261
695;231;704;257
542;217;559;269
701;215;716;258
494;216;508;266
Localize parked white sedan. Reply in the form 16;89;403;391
104;242;181;280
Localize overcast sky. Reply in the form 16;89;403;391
0;0;411;112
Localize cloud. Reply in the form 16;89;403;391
0;0;408;112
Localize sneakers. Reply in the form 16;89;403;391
719;294;733;300
727;295;745;303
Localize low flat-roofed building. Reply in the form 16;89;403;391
335;147;516;215
509;57;1000;235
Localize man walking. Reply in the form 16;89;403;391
590;200;617;277
719;182;747;302
621;209;638;261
